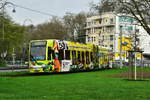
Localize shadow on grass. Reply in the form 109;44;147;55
0;68;111;77
123;79;149;82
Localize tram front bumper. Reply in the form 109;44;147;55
29;66;45;73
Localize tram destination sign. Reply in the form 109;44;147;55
31;41;47;47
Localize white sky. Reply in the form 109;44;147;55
6;0;100;25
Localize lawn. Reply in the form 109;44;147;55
0;68;150;100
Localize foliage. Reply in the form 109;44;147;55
0;13;24;61
27;12;87;43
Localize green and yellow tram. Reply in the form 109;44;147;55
29;39;112;73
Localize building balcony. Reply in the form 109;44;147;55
85;23;115;29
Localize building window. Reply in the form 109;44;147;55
99;41;101;45
110;18;114;24
99;19;102;24
88;37;90;42
110;35;113;40
92;37;93;42
110;45;113;49
106;19;108;23
87;22;91;26
102;35;104;40
94;37;96;42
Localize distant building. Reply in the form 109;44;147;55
138;26;150;58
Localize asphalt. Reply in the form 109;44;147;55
0;69;28;73
0;66;28;73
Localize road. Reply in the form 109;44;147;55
0;67;28;73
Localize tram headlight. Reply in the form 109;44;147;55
42;64;46;68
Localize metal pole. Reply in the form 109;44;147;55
134;52;137;80
120;26;123;68
12;47;15;72
134;24;137;80
2;5;4;40
141;52;143;80
1;2;5;64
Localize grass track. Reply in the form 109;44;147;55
0;68;150;100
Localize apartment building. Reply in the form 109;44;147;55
85;13;136;61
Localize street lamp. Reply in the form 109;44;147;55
23;18;33;42
22;19;33;66
23;18;33;26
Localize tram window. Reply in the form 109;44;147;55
58;50;64;60
65;50;70;60
86;52;90;64
48;47;52;60
72;51;76;58
82;52;85;64
90;52;93;62
72;51;76;64
78;51;81;61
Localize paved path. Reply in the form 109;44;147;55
0;69;28;73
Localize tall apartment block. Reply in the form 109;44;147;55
85;13;138;61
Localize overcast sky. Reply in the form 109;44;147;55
6;0;100;25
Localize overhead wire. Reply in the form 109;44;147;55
11;3;55;17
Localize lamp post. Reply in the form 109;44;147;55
23;18;33;42
23;18;33;45
23;18;33;26
119;25;123;68
22;19;33;66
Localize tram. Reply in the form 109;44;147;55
29;39;112;73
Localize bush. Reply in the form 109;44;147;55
0;59;7;67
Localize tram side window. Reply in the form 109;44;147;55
82;52;85;64
78;51;81;62
90;52;93;62
58;50;64;60
72;51;76;64
65;50;70;60
86;52;90;64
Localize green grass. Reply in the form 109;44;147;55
0;68;150;100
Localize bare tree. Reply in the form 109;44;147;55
29;16;68;40
115;0;150;35
89;0;116;15
92;0;150;35
63;12;86;42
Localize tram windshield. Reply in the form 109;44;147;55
30;41;47;61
